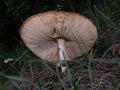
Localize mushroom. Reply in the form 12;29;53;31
20;11;98;70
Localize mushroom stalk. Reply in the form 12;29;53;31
57;39;70;61
57;39;70;72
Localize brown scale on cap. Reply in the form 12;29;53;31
20;11;98;62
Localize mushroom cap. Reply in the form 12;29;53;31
20;11;98;62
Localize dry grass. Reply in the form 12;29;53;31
3;56;120;90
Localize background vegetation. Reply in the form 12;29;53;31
0;0;120;90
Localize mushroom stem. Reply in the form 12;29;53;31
57;39;70;72
57;39;70;61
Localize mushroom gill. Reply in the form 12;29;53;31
20;11;98;62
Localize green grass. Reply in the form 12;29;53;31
0;0;120;90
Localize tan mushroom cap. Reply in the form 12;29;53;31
20;11;98;62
